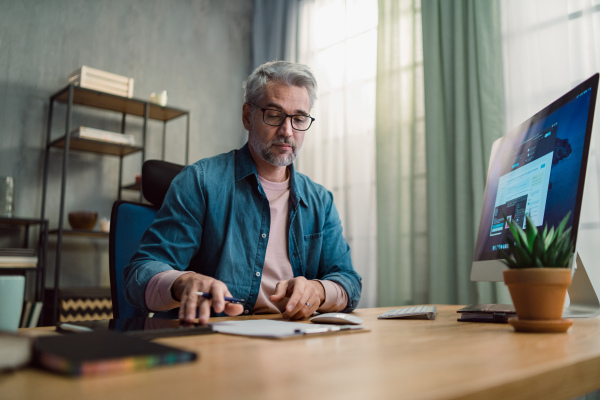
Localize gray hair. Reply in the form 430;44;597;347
243;61;318;110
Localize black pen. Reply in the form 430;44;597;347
195;291;244;304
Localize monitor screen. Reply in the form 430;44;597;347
471;73;599;282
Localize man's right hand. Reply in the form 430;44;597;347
171;273;244;324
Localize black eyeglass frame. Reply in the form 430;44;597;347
248;103;315;131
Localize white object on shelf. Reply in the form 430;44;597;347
150;90;168;106
68;66;134;98
0;256;38;267
71;126;135;146
99;218;110;233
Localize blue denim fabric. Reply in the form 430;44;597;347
123;144;362;316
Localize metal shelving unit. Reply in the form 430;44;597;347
0;217;48;325
41;84;190;324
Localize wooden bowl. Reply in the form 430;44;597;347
68;211;98;230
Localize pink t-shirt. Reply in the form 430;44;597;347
145;173;348;313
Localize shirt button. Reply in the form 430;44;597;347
244;310;249;315
261;233;267;238
255;271;261;277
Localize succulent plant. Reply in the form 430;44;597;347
500;213;574;269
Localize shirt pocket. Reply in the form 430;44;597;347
303;231;323;278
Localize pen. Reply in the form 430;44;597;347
195;291;245;304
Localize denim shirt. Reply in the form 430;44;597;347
123;144;362;316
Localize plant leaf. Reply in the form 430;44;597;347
555;212;571;240
524;215;538;252
513;246;533;267
544;245;557;266
544;226;555;250
532;234;545;259
535;257;544;267
506;217;524;248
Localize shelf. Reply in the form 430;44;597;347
43;83;190;325
0;264;38;269
49;229;109;238
0;249;38;268
0;217;47;226
121;182;141;191
51;85;188;122
50;136;143;156
0;218;47;325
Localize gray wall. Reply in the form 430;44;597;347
0;0;253;290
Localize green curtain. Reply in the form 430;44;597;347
421;0;506;304
376;0;427;306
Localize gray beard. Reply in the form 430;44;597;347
248;133;299;167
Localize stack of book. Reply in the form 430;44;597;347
0;248;37;268
20;301;43;328
68;65;134;98
71;126;135;146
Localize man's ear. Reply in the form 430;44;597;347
242;102;253;131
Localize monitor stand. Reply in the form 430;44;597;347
563;253;600;318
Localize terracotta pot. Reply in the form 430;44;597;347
503;268;572;320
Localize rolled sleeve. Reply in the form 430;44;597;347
316;280;348;312
145;270;194;311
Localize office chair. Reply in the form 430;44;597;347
109;160;185;319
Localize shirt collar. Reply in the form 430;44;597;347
235;143;307;208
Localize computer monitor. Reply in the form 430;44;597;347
471;73;600;317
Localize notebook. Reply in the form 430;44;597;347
456;304;517;323
34;331;197;376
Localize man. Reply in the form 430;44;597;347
124;61;362;324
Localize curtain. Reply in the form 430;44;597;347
295;0;379;307
251;0;379;307
421;0;506;305
252;0;301;68
501;2;600;361
375;0;427;306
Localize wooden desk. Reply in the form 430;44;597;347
3;306;600;400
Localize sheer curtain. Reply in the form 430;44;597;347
422;0;506;305
375;0;427;306
501;1;600;327
295;0;379;307
501;0;600;129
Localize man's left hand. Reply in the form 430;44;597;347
270;277;325;320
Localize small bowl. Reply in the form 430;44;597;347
68;211;98;230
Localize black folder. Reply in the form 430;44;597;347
457;304;517;323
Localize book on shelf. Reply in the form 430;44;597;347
20;301;33;328
0;248;38;268
19;301;42;328
68;65;134;98
71;126;135;146
0;248;36;257
28;302;43;328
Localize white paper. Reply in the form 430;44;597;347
210;319;363;339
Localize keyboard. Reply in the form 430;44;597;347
377;306;437;320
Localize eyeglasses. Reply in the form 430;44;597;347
249;103;315;131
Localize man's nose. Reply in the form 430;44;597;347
277;116;294;137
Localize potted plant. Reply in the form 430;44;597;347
500;213;574;332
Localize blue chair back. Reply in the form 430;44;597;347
109;201;158;319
